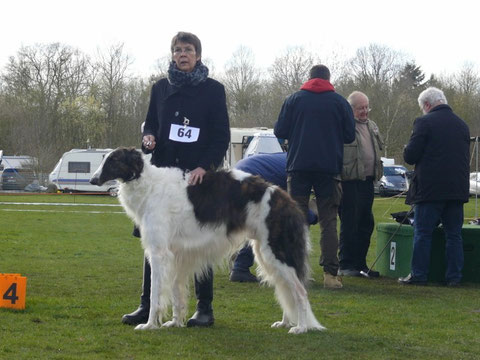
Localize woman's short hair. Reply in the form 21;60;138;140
418;87;447;107
170;31;202;58
309;65;330;80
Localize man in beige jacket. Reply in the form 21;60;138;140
339;91;383;277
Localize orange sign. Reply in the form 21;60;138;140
0;273;27;310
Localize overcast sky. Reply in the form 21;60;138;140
1;0;478;79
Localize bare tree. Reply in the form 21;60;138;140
454;62;479;95
257;46;316;127
450;63;480;136
350;44;405;87
95;43;134;147
1;43;92;171
222;46;263;126
269;46;314;96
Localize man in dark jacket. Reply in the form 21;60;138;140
399;87;470;286
274;65;355;289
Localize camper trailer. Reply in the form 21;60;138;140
49;149;118;194
226;127;284;168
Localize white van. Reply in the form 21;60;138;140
49;148;118;194
226;128;284;168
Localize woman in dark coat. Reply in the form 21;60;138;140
122;31;230;327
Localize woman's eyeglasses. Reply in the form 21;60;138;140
173;47;196;55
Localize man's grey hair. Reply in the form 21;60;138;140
347;91;369;107
417;87;448;108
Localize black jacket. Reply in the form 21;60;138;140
274;79;355;174
404;104;470;204
143;77;230;171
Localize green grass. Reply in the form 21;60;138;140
1;193;479;359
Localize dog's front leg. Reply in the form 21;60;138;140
162;272;188;328
135;251;170;331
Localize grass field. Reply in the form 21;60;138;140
1;193;479;360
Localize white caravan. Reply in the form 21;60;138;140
49;149;118;194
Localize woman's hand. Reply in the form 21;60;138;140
188;167;206;185
142;135;156;150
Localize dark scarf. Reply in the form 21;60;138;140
167;61;209;87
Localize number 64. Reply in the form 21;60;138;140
177;128;192;138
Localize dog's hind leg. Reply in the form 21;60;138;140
251;241;293;330
272;267;325;334
271;305;292;329
135;249;173;331
254;241;325;334
286;275;325;334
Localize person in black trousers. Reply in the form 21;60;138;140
122;31;230;327
338;91;384;277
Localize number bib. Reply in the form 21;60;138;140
169;124;200;143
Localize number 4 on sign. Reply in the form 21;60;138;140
0;274;27;310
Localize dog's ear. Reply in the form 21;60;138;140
128;148;144;180
109;147;144;182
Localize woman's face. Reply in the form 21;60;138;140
172;41;200;73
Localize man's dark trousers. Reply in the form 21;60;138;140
339;177;375;271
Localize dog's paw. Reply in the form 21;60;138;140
162;320;184;328
311;324;327;331
134;322;159;331
288;325;308;334
271;321;290;329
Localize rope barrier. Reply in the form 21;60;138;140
0;191;113;196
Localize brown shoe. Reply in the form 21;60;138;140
324;273;343;289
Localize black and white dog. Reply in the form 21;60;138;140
90;147;324;334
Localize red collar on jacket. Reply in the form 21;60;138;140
300;78;335;93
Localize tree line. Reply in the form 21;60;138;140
1;42;479;175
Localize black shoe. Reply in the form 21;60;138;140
398;274;427;286
187;309;214;327
229;270;258;283
359;268;380;278
122;305;149;325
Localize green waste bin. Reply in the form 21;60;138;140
460;225;480;282
376;223;480;283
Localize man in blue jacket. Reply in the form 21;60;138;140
399;87;470;286
274;65;355;289
230;152;318;282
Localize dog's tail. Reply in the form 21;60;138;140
266;188;311;285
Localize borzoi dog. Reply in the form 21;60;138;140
90;147;324;334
